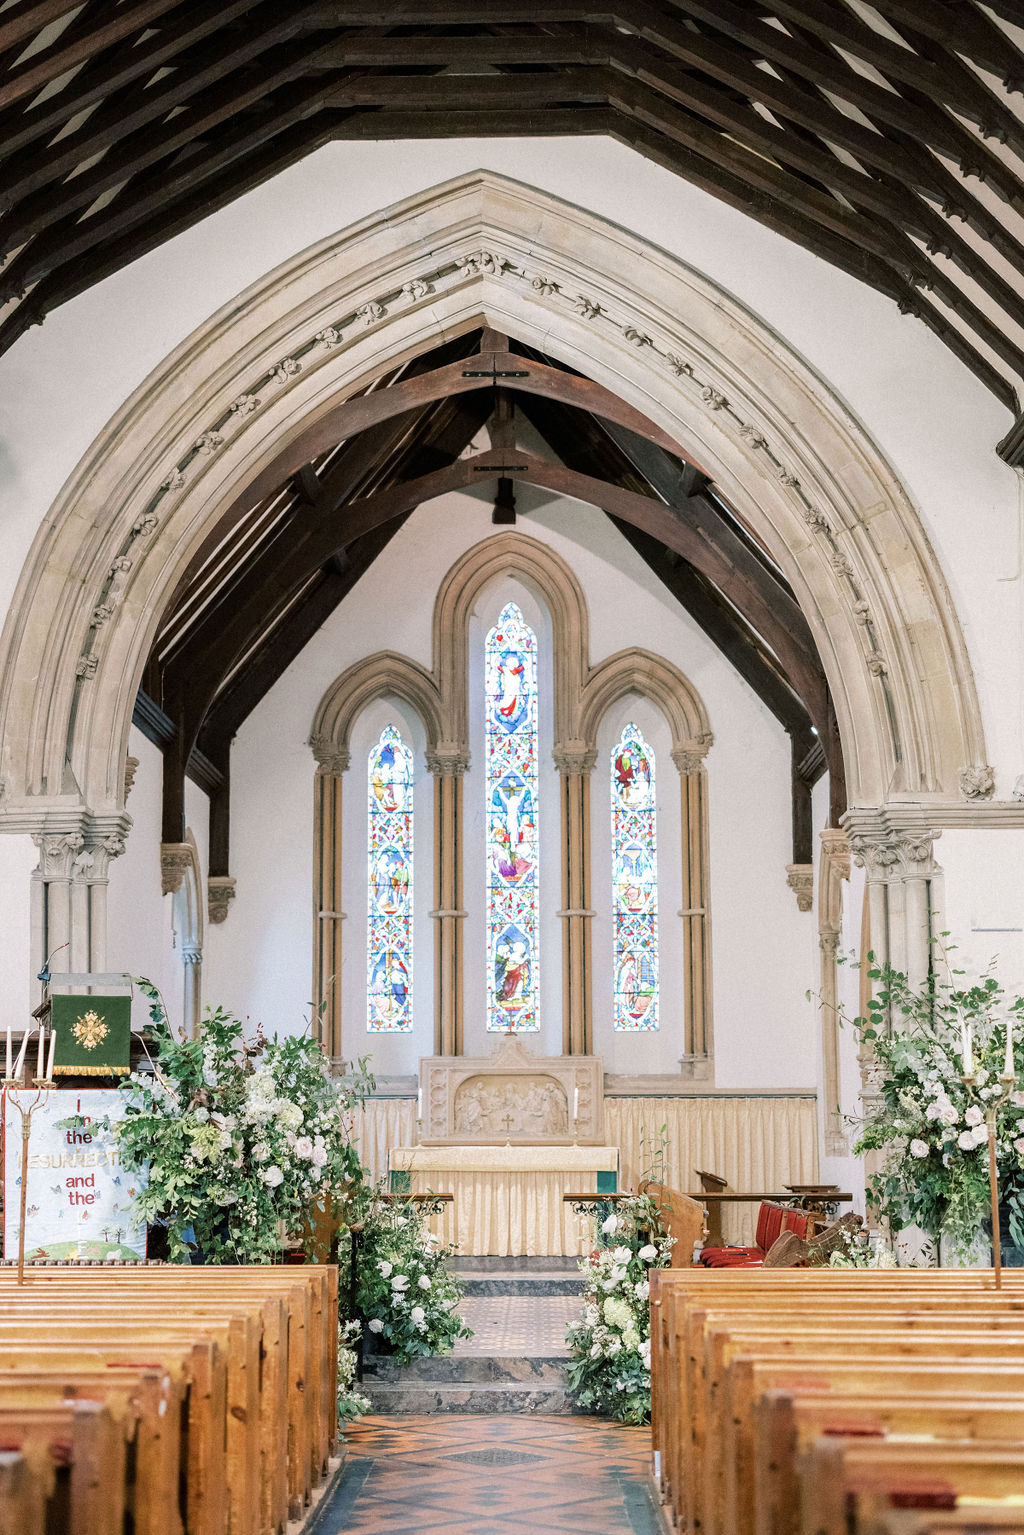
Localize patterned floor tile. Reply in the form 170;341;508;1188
315;1415;659;1535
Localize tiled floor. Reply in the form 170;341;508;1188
454;1296;579;1356
317;1415;661;1535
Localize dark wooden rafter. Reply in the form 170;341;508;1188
0;6;1023;422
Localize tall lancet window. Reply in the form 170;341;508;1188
611;723;659;1031
485;602;539;1031
367;725;414;1032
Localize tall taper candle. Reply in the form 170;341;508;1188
36;1022;44;1076
962;1020;974;1077
13;1028;30;1081
417;1088;423;1121
572;1085;579;1121
1005;1015;1015;1080
4;1028;10;1079
46;1028;56;1082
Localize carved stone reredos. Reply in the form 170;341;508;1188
419;1036;604;1146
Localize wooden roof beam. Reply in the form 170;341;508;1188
0;0;185;114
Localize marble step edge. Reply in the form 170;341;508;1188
361;1380;584;1415
363;1354;569;1383
459;1274;585;1295
448;1255;582;1273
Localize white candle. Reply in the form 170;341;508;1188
4;1028;10;1079
572;1085;579;1121
417;1088;423;1120
1005;1016;1015;1080
46;1028;56;1082
36;1022;44;1076
962;1021;974;1077
13;1028;30;1081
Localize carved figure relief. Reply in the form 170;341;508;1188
453;1074;568;1138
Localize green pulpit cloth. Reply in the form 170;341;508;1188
50;993;132;1076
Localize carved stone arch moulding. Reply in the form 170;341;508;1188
0;169;987;841
578;646;712;761
310;651;445;769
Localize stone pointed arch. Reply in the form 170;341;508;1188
579;647;712;760
0;169;990;981
310;652;444;768
432;530;588;754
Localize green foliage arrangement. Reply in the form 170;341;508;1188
355;1189;471;1364
852;953;1024;1259
69;978;372;1263
565;1194;674;1425
337;1320;371;1421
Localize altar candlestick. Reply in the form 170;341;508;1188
13;1028;30;1081
417;1088;423;1121
4;1028;10;1079
46;1028;56;1082
36;1023;44;1076
962;1021;974;1077
572;1086;579;1121
1006;1016;1015;1080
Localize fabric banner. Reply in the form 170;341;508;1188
2;1088;147;1260
50;993;132;1076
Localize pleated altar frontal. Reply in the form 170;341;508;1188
388;1144;619;1256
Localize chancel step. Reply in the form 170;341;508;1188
359;1378;580;1415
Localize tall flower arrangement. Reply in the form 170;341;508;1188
853;955;1024;1259
71;980;372;1263
355;1188;471;1363
565;1194;673;1424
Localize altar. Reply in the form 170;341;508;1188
388;1143;619;1257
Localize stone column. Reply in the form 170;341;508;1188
181;943;202;1039
845;809;939;995
817;828;851;1156
554;742;597;1055
29;816;129;981
310;738;349;1063
673;740;713;1078
428;744;469;1057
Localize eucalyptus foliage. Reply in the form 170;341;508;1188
852;953;1024;1259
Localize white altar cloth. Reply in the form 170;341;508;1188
387;1144;619;1256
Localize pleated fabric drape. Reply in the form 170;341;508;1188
347;1094;818;1252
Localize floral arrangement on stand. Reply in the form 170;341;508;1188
67;978;373;1264
851;952;1024;1262
355;1188;471;1364
565;1194;674;1425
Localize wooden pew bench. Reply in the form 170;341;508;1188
802;1438;1024;1535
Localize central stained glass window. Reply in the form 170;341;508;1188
367;724;413;1032
485;602;539;1031
611;723;659;1030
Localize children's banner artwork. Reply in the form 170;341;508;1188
2;1089;146;1260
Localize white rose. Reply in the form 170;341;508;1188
965;1106;984;1127
417;1274;431;1290
378;1260;393;1279
410;1306;426;1325
294;1136;314;1159
601;1214;618;1235
925;1103;942;1121
940;1105;959;1126
972;1123;989;1145
1014;1137;1024;1155
368;1318;383;1334
312;1144;328;1167
957;1130;977;1151
909;1139;930;1159
391;1274;410;1291
262;1165;284;1187
1011;1092;1024;1109
637;1244;658;1262
612;1245;632;1264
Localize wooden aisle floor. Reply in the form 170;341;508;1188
314;1414;660;1535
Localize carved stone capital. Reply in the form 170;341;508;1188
161;843;194;896
959;763;995;800
426;742;471;777
785;863;814;912
672;734;713;774
124;756;139;801
553;739;598;775
32;820;128;881
819;828;850;882
843;808;940;879
208;875;237;925
181;943;203;967
819;924;841;957
309;733;350;776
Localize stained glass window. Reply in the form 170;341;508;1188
486;603;539;1031
611;723;659;1030
367;725;413;1032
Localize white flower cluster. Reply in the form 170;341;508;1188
919;1081;989;1155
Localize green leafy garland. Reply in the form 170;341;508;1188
852;955;1024;1258
565;1194;674;1424
68;979;372;1263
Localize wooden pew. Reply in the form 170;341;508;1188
801;1438;1024;1535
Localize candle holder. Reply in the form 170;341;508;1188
961;1063;1017;1289
5;1083;56;1285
